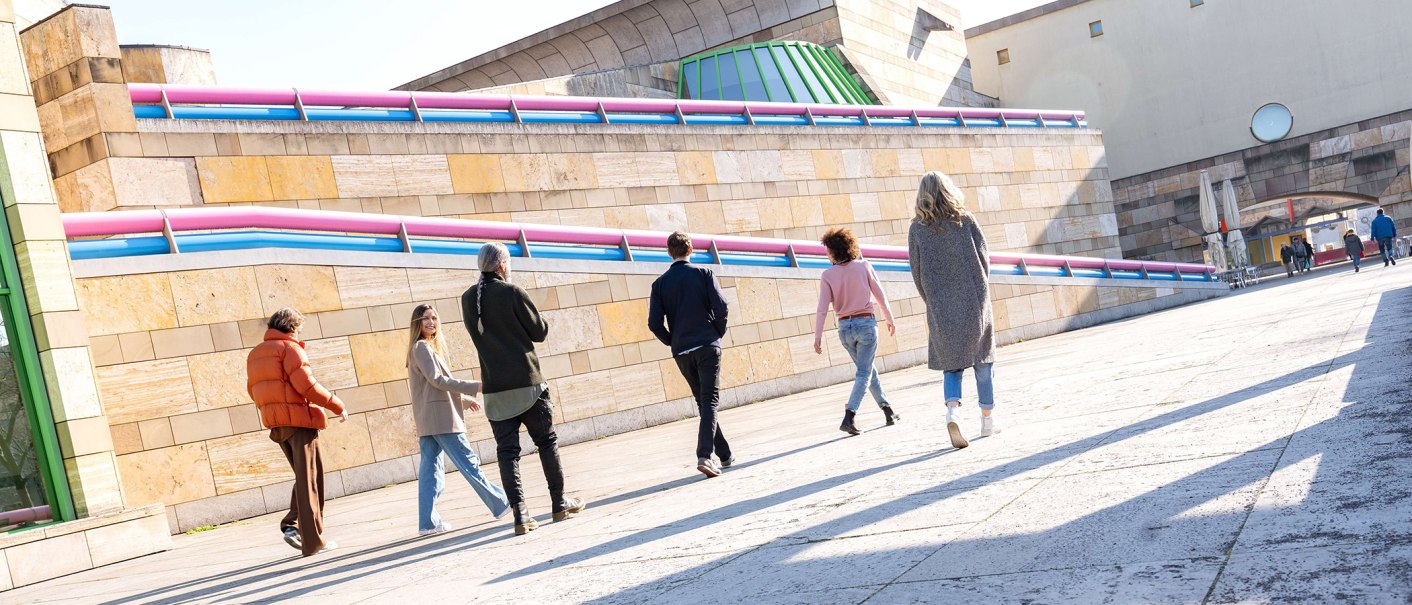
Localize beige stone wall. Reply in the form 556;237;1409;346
73;253;1219;532
69;119;1120;260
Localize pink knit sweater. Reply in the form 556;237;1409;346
814;259;895;342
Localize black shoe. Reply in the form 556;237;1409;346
840;410;861;436
512;502;538;535
881;406;900;426
553;497;586;522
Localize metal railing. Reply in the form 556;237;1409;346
62;207;1216;282
127;84;1088;129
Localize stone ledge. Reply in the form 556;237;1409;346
0;504;169;590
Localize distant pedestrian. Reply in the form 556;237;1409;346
246;307;346;556
1280;244;1295;278
406;303;509;537
649;231;734;478
1372;209;1398;267
463;243;585;536
1291;238;1309;274
1343;229;1365;273
813;227;900;435
908;171;998;450
1302;239;1315;271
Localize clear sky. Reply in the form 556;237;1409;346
90;0;1050;90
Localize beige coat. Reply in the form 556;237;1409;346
408;340;481;437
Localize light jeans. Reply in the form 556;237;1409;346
418;432;510;531
838;316;889;413
943;362;995;411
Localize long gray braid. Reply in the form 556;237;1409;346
475;243;511;333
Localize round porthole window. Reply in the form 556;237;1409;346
1251;103;1293;143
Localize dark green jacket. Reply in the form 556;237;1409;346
461;273;548;395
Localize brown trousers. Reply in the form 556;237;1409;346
270;426;325;556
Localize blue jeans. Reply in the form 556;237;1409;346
944;363;995;411
418;433;510;531
1378;237;1395;264
1349;252;1361;269
838;316;889;412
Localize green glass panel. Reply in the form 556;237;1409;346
717;51;743;101
681;61;699;100
735;50;769;102
787;45;834;103
754;47;789;102
770;46;813;103
698;55;721;100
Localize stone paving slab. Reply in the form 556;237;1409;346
8;263;1412;604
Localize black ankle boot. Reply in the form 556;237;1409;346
840;410;861;436
882;406;900;426
512;502;538;535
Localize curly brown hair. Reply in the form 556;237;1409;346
820;228;859;263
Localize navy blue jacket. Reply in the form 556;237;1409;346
1372;215;1397;239
648;260;729;355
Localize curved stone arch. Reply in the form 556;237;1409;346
397;0;837;92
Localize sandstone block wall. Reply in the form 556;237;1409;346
63;119;1121;260
71;252;1221;533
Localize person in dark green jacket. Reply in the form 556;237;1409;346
462;243;585;535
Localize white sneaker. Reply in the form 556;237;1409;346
305;539;337;556
981;416;998;437
418;522;453;537
282;528;302;551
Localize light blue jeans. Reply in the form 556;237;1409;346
418;433;510;531
944;363;995;411
838;316;889;412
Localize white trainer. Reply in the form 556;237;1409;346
981;416;998;437
418;522;453;537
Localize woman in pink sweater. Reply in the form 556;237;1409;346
813;228;899;435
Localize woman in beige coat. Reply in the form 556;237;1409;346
408;303;509;536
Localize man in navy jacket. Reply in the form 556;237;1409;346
649;231;733;478
1372;209;1398;267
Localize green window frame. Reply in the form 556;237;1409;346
0;193;76;533
678;41;871;105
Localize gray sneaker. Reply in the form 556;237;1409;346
282;528;302;551
720;456;736;469
696;458;721;478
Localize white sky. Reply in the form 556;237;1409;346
77;0;1050;90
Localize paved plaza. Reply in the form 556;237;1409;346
12;262;1412;604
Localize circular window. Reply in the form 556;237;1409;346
1251;103;1293;143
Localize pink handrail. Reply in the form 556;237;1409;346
127;83;1087;122
62;207;1213;274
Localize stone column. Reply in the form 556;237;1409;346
0;0;123;517
18;4;135;214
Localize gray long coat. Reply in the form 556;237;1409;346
908;212;995;371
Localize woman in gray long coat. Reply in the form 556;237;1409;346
908;171;997;449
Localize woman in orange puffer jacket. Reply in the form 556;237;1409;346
246;307;347;557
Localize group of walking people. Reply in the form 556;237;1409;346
244;170;1000;557
1350;208;1401;271
1280;237;1315;277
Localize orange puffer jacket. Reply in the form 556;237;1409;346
246;329;345;430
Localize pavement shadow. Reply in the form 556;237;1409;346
579;286;1412;603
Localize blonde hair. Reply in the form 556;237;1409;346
914;171;966;226
474;243;512;333
407;303;448;365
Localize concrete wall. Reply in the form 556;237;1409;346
70;250;1223;533
966;0;1412;180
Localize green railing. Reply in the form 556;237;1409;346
678;41;871;105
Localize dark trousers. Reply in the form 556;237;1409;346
1378;237;1395;265
271;426;325;556
489;394;568;512
674;346;732;461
